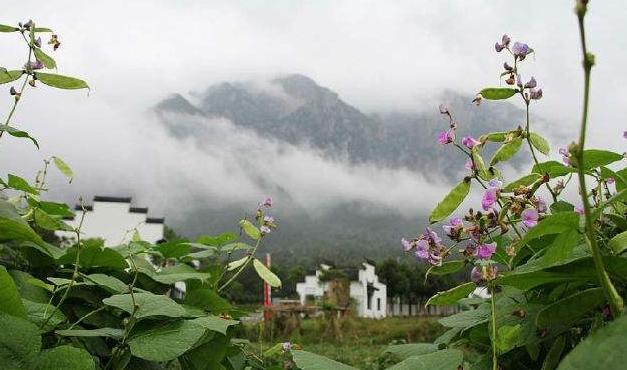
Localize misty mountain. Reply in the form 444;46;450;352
152;74;541;266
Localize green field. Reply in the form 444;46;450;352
238;316;445;369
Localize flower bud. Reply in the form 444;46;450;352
503;62;513;71
9;86;17;95
495;42;504;52
501;34;511;47
524;77;537;89
505;75;515;85
470;266;482;283
529;88;543;100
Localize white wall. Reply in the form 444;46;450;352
57;198;164;244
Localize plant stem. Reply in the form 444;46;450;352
575;1;624;316
490;283;498;370
218;237;262;292
524;102;558;202
1;31;32;140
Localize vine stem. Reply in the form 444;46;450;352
1;30;33;140
524;102;558;203
490;284;498;370
574;1;623;316
218;237;263;293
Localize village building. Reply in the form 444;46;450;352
296;261;387;318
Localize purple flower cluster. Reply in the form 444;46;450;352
401;228;447;266
559;148;571;165
256;197;277;235
482;179;502;211
461;136;480;149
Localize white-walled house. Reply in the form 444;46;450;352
56;196;164;244
296;261;387;318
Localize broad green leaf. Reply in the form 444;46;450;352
151;264;211;284
128;320;206;362
550;200;574;213
480;131;510;143
383;343;437;360
498;269;593;291
153;240;191;259
34;27;53;32
34;345;95;370
532;161;574;178
429;179;471;223
34;208;61;230
438;304;490;328
52;156;74;181
591;189;627;220
0;200;45;246
426;282;476;306
184;288;232;313
609;231;627;254
29;200;74;218
426;260;465;278
0;24;19;32
503;173;542;192
0;70;23;84
191;315;239;335
529;132;550;155
221;242;253;253
239;220;260;240
580;149;623;170
471;148;492;180
0;312;41;369
9;270;51;303
490;137;523;165
56;328;124;339
523;212;579;243
196;232;237;246
433;327;462;346
479;87;518;100
495;324;521;353
253;258;281;287
35;72;89;90
542;335;566;370
33;47;56;69
536;288;605;330
103;293;188;320
557;314;627;370
292;350;359;370
0;125;39;148
0;266;27;318
85;273;128;293
385;349;464;370
22;299;66;331
7;174;39;194
58;243;127;269
179;335;229;370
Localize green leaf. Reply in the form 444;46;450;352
56;328;124;339
0;69;23;85
151;264;211;285
0;24;19;32
35;72;89;90
383;343;437;360
536;288;605;330
0;125;39;148
22;299;66;331
85;273;128;293
29;200;74;218
480;131;510;143
0;312;41;369
35;345;95;370
426;260;465;278
0;200;45;246
490;137;523;165
33;47;56;69
227;256;249;271
103;293;188;320
0;266;27;318
34;27;53;33
426;282;476;306
7;174;39;194
438;304;490;328
529;132;550;155
190;315;239;335
542;335;566;370
196;232;237;246
58;243;127;269
580;149;623;170
221;242;253;253
153;240;191;259
471;148;492;180
495;324;521;353
523;212;579;244
34;208;61;230
239;220;260;240
9;270;51;303
292;350;359;370
128;320;206;362
385;349;464;370
479;87;518;100
557;314;627;369
429;179;471;223
52;156;74;182
184;288;232;313
609;231;627;254
503;173;542;192
253;258;281;287
532;161;575;178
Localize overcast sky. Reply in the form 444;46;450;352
0;1;625;219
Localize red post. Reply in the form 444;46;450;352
263;253;272;321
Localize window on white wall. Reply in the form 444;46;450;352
377;298;381;311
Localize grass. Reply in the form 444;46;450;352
237;316;445;369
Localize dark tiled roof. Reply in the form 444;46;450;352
74;205;93;211
93;196;131;203
129;207;148;214
146;217;165;224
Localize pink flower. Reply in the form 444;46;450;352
437;129;455;145
260;225;272;235
470;266;483;283
261;197;273;208
465;159;475;171
415;239;429;259
401;238;413;252
534;197;548;213
575;206;585;215
443;217;463;238
559;148;571;165
461;136;480;149
524;77;537;89
521;208;539;228
439;104;449;114
482;188;498;211
488;179;503;189
475;243;497;260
